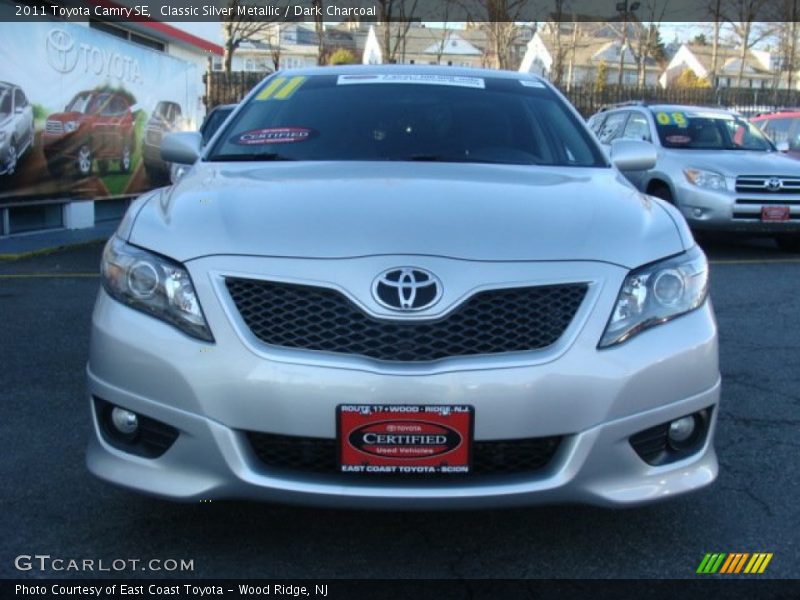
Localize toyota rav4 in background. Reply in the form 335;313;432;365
589;102;800;252
42;90;134;178
142;100;183;184
0;81;34;176
88;67;720;509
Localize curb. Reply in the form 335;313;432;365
0;238;107;262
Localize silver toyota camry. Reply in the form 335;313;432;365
87;66;720;509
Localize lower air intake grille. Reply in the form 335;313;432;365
246;432;562;478
226;278;588;362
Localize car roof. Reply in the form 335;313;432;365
751;111;800;120
645;104;738;115
267;64;549;85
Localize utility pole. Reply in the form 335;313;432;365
616;0;640;87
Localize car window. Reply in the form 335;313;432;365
759;117;795;146
0;88;10;117
14;88;26;108
587;113;606;135
622;112;651;142
596;111;628;144
93;94;114;115
654;110;773;151
208;74;606;167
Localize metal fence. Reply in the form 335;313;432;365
203;70;270;110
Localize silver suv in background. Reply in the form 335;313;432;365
588;102;800;252
0;81;35;176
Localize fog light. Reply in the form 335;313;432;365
668;415;696;445
111;407;139;435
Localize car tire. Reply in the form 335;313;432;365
76;143;93;177
120;139;132;173
775;235;800;253
4;138;17;175
649;183;673;204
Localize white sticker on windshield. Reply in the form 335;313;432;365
519;79;546;88
336;74;485;89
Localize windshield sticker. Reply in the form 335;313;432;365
233;127;316;145
520;79;546;88
656;111;689;128
665;134;691;144
255;76;306;101
337;74;485;89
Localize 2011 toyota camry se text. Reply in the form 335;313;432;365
86;66;720;509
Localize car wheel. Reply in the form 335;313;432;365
76;143;93;177
120;140;132;173
4;139;17;175
775;235;800;253
649;183;673;204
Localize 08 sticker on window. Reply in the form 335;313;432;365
656;111;689;128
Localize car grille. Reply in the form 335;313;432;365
246;432;562;478
225;278;588;362
45;120;63;134
736;175;800;195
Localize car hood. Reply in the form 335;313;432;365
129;161;686;267
663;148;800;174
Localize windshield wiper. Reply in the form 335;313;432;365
211;153;297;162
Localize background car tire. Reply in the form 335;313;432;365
119;140;132;173
76;143;93;177
775;235;800;253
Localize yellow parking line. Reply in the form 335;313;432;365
0;273;98;279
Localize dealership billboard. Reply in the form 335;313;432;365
0;21;202;202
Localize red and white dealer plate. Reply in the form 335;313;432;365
337;404;473;475
761;206;791;222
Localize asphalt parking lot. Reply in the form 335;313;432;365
1;236;798;579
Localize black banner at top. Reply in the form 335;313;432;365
2;0;796;23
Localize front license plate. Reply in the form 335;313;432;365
337;404;473;475
761;206;791;222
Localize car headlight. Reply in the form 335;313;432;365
599;246;709;348
101;236;213;342
64;121;79;133
683;168;727;191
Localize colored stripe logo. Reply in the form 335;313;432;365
696;553;773;574
256;76;306;101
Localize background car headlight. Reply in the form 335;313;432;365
101;236;213;342
599;246;709;348
683;168;727;191
64;121;79;133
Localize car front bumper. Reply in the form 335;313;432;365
87;255;720;509
674;182;800;233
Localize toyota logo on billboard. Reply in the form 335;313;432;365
372;268;442;311
46;29;78;74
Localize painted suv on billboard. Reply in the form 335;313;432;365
142;100;183;183
0;81;35;176
42;90;134;177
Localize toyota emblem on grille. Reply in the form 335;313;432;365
372;268;442;311
766;177;783;191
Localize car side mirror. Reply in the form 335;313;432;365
161;131;202;165
610;139;657;171
15;106;23;114
776;141;789;153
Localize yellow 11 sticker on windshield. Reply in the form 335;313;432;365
656;111;688;127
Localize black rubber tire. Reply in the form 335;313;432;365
649;183;673;204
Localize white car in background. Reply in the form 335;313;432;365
0;81;35;176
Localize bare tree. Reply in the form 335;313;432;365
264;24;286;71
633;0;668;89
432;0;454;65
724;0;774;88
708;0;723;86
312;0;326;65
376;0;420;64
772;1;799;90
221;0;284;73
549;0;567;87
466;0;535;70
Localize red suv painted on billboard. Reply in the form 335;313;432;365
42;90;135;177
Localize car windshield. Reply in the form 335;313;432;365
207;73;605;167
66;92;110;114
0;88;10;118
653;109;773;151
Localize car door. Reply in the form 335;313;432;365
617;111;654;189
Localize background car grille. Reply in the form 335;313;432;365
736;175;800;194
45;120;63;134
226;278;588;362
246;432;562;478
